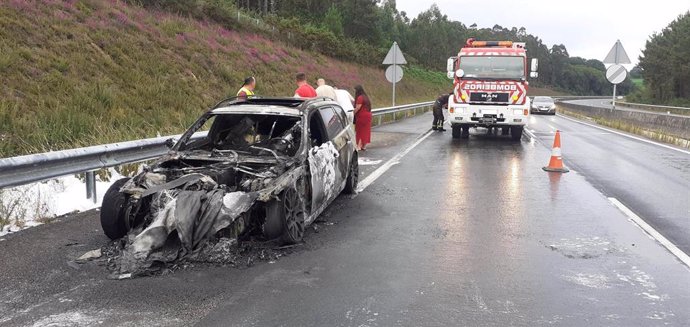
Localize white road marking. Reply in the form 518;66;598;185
356;130;434;193
556;113;690;155
358;158;383;166
608;197;690;268
523;128;537;140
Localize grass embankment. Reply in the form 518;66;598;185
0;0;450;158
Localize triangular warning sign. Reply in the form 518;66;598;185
603;40;631;65
382;42;407;65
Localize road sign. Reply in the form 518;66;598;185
606;64;627;84
383;42;406;106
382;42;407;65
385;65;403;83
603;40;631;65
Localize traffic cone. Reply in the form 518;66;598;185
543;130;569;173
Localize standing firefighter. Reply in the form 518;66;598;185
433;93;451;131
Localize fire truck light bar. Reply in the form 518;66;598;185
470;40;513;48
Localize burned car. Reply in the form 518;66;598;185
100;97;359;260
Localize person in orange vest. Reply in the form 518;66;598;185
237;77;256;98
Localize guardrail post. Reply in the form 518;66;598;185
85;171;97;203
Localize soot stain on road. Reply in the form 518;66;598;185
91;200;348;279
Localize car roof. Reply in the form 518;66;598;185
534;96;554;100
210;97;340;116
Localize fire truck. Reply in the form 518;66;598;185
446;39;539;140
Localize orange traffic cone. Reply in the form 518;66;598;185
543;130;569;173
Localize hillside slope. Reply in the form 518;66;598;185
0;0;449;157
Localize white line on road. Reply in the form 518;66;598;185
608;197;690;269
356;130;434;193
556;113;690;155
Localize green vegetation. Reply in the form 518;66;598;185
632;78;644;88
632;12;690;107
226;1;631;96
0;0;449;157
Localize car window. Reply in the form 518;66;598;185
534;97;554;103
331;105;349;126
319;106;344;140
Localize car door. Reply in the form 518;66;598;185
307;106;347;214
329;105;355;178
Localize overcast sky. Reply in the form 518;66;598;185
395;0;690;65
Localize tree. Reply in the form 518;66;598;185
639;12;690;104
323;5;344;36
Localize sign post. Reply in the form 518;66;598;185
603;40;631;110
383;42;407;106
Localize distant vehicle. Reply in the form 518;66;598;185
100;97;359;249
446;39;539;141
531;96;556;115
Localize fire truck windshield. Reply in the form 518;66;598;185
459;56;525;80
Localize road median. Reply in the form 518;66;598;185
557;102;690;149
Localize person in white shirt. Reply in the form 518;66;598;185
315;78;338;101
333;87;355;123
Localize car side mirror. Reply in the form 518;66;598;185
164;138;177;149
530;72;539;78
531;58;539;72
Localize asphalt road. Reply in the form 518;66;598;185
1;113;690;326
527;112;690;254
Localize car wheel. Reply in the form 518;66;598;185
510;126;523;141
344;153;359;194
265;187;305;244
100;178;131;240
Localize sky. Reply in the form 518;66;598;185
395;0;690;66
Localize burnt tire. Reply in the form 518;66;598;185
264;187;305;244
100;178;131;240
343;153;359;194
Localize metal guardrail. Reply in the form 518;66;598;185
0;102;434;201
617;101;690;116
371;101;435;127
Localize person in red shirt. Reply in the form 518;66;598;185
293;72;317;98
354;85;372;151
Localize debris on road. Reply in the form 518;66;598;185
76;249;102;263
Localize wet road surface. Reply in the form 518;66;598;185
527;112;690;254
1;113;690;326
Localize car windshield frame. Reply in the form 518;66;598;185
459;56;526;80
173;111;304;154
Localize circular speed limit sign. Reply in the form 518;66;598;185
606;64;627;84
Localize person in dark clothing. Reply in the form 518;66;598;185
433;93;451;131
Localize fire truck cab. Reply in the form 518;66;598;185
446;39;539;140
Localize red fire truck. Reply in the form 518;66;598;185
446;39;539;140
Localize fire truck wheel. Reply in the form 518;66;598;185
452;126;462;139
461;126;470;139
511;126;524;141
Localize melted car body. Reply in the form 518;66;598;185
100;98;359;263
